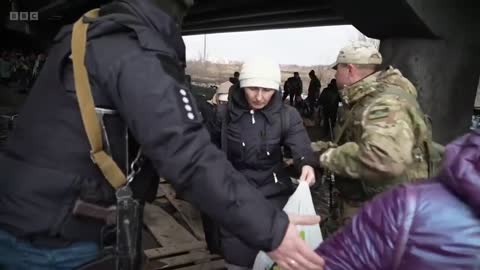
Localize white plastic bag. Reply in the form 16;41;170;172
252;181;323;270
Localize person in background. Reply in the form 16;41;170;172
229;71;240;85
198;80;232;147
318;79;340;139
307;70;321;114
286;72;303;107
204;57;317;269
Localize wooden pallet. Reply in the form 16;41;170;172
143;183;225;270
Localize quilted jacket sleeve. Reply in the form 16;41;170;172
315;185;415;270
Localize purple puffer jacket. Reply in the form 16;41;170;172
316;130;480;270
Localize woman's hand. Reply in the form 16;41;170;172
299;165;315;186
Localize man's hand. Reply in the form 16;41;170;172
311;141;336;153
299;165;316;186
268;214;325;270
311;141;337;168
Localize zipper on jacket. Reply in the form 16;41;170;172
273;172;278;183
250;110;255;124
241;141;246;160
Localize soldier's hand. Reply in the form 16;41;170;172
311;141;336;153
299;165;316;186
311;141;336;167
268;214;325;270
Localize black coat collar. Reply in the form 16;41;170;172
229;86;283;125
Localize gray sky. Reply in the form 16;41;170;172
183;25;363;66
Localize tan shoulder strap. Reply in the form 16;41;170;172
334;112;352;144
71;9;127;189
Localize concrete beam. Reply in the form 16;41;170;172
379;0;480;144
406;0;478;45
333;0;435;39
380;39;480;144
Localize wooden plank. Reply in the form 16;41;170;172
145;242;206;259
154;250;221;269
174;260;226;270
144;203;198;247
169;199;205;240
159;184;205;240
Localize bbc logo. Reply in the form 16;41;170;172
9;12;38;21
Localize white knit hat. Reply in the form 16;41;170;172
239;57;281;90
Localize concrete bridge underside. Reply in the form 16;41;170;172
1;0;479;143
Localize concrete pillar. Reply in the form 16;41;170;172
334;0;480;143
380;39;480;144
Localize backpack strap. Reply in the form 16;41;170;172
334;103;358;144
71;9;127;189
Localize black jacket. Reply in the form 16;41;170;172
226;87;315;190
0;0;288;252
285;76;303;95
308;75;321;100
213;86;315;266
319;82;341;117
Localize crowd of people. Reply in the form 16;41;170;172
0;49;46;92
279;70;341;139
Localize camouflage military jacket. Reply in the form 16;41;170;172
320;67;431;200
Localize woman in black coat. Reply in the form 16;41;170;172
208;57;317;269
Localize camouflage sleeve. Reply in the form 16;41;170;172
320;98;415;180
